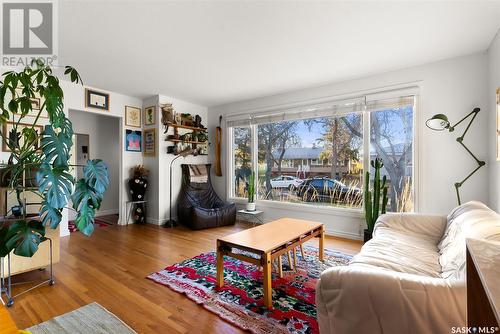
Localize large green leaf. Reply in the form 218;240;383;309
75;203;95;236
0;224;11;258
41;125;72;167
5;220;45;257
71;179;102;210
37;162;74;209
84;159;109;195
40;200;62;228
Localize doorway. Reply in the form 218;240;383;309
68;110;121;226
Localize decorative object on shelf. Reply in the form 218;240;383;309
246;171;256;211
85;88;109;111
426;107;486;205
497;88;500;160
214;115;223;176
0;60;110;306
144;106;156;126
180;113;194;126
364;158;388;242
125;105;141;128
128;165;148;224
2;122;43;152
163;148;193;228
125;129;142;152
143;128;156;156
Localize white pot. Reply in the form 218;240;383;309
246;202;256;211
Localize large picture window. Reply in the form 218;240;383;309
228;91;416;213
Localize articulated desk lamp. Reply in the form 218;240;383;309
425;108;486;205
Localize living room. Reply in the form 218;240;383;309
0;1;499;334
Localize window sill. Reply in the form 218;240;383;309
228;197;364;218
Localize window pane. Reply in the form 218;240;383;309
257;114;363;208
370;103;414;212
233;127;252;198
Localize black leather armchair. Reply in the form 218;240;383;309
177;164;236;229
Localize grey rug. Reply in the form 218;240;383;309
27;302;136;334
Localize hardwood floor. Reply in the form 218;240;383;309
7;222;361;333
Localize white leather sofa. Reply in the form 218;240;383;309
316;201;500;334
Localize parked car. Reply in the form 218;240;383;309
270;175;303;189
297;177;360;202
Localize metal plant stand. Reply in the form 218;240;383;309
125;200;148;226
0;237;54;307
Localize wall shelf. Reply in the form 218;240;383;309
166;139;208;145
165;122;207;132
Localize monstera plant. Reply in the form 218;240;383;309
0;59;109;258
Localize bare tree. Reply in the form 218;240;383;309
258;121;298;198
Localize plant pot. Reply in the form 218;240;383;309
363;229;372;243
246;202;256;212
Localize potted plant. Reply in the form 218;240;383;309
246;171;256;211
364;158;388;242
0;59;110;259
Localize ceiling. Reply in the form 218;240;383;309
59;1;500;107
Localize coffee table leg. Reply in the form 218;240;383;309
319;227;325;261
216;241;224;288
262;252;273;308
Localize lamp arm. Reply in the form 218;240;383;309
450;108;480;135
449;107;485;205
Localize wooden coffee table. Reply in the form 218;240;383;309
216;218;324;308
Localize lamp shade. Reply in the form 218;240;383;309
426;114;450;131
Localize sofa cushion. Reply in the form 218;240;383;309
438;201;500;279
351;226;442;277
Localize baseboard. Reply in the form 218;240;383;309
95;209;119;217
145;217;167;225
323;227;362;241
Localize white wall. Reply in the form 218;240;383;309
142;94;208;225
68;109;120;219
208;53;489;239
60;81;143;235
487;29;500;212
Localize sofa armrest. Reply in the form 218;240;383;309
373;212;447;240
316;265;465;334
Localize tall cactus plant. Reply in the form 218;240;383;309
364;158;389;236
248;171;255;203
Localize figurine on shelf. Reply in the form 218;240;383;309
128;165;149;224
194;115;202;128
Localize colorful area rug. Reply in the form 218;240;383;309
68;216;115;233
147;246;352;334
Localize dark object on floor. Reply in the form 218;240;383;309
363;228;372;243
177;164;235;229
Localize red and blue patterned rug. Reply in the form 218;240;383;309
147;246;352;334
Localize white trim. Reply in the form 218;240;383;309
95;209;119;217
225;81;421;122
229;197;364;219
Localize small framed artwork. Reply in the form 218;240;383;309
125;129;142;152
143;128;156;156
497;88;500;160
144;106;156;126
85;88;110;111
125;106;141;128
2;122;43;152
15;88;48;119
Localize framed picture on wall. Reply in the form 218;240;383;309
2;122;43;152
125;129;142;152
85;88;110;111
125;106;141;128
15;88;48;119
143;128;155;156
497;88;500;160
144;106;156;126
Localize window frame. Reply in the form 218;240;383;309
226;87;420;214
